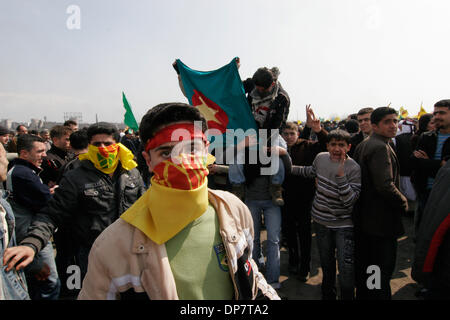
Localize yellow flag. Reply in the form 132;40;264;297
399;107;408;119
417;103;427;118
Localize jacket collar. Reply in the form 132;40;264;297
371;132;392;144
48;144;68;159
8;158;42;174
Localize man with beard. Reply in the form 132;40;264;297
410;99;450;232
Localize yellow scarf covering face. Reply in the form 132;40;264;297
121;153;215;245
79;143;137;174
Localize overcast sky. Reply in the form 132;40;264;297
1;0;449;124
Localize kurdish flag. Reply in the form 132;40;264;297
176;58;257;138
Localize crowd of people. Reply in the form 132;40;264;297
0;66;449;301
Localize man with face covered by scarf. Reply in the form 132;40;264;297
3;122;146;298
73;103;278;300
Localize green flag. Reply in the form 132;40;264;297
122;92;139;132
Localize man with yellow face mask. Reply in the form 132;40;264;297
3;122;146;299
76;103;279;300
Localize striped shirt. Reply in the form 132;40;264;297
292;152;361;228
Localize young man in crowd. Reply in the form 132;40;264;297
59;128;89;179
5;134;60;300
40;125;73;187
63;120;79;132
353;107;408;300
410;99;450;234
6;125;28;153
76;102;279;299
228;66;290;205
3;122;145;297
291;129;361;300
281;105;328;281
348;107;374;157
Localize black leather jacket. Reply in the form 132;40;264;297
20;160;146;252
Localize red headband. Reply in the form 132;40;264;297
145;123;206;152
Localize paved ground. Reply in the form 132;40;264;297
261;211;419;300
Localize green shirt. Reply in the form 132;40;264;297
165;204;234;300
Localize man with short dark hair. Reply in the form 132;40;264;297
76;103;279;300
348;107;374;157
6;125;28;153
63;120;78;132
353;107;408;300
59;129;89;178
410;99;450;234
16;125;28;135
40;125;73;186
3;123;145;297
5;134;60;300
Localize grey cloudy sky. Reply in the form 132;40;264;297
1;0;449;124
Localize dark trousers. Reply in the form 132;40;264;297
54;227;76;298
414;189;431;240
355;231;398;300
314;223;355;300
284;198;312;276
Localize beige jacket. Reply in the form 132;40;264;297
78;189;280;300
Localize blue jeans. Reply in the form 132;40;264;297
228;160;285;185
25;242;61;300
314;222;355;300
245;199;281;285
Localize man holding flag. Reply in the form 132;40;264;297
173;58;290;289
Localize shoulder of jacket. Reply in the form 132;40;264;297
90;219;135;255
208;189;252;225
10;163;36;177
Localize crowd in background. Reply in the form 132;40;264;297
0;67;449;301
